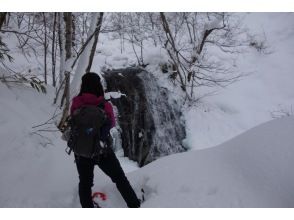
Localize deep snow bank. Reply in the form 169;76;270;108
0;81;77;207
121;116;294;207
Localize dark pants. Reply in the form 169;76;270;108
75;150;141;208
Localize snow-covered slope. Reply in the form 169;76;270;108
0;82;78;207
0;79;139;207
124;116;294;207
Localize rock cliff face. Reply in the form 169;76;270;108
103;68;186;166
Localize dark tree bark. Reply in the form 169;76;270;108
42;13;48;84
72;13;76;49
52;12;57;87
0;12;7;30
64;12;73;60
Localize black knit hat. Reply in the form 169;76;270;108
82;72;101;83
79;72;104;97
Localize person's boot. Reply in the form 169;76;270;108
93;201;100;208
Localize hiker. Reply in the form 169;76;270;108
69;72;141;208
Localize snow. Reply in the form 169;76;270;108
82;116;294;207
0;82;77;207
0;78;142;207
126;116;294;207
203;13;224;31
1;77;294;207
138;132;143;138
104;91;126;99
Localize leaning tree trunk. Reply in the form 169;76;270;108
85;12;104;72
70;12;102;98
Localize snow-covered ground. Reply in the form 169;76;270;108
0;81;76;207
0;79;137;207
1;80;293;207
0;13;294;208
128;116;294;208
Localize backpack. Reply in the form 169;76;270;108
66;101;107;159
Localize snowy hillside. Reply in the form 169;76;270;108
125;116;294;208
0;81;77;207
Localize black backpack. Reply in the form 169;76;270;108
66;101;107;159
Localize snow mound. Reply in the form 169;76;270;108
122;116;294;207
0;82;77;207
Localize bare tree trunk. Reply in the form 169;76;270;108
140;41;144;65
0;12;7;30
53;13;65;105
52;12;57;87
129;36;141;65
81;13;89;45
16;13;25;29
58;13;65;87
85;12;104;72
63;12;72;106
82;14;86;45
58;12;73;130
42;13;48;85
184;13;194;44
64;13;72;60
72;13;76;49
5;12;10;27
148;12;158;47
160;12;186;91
